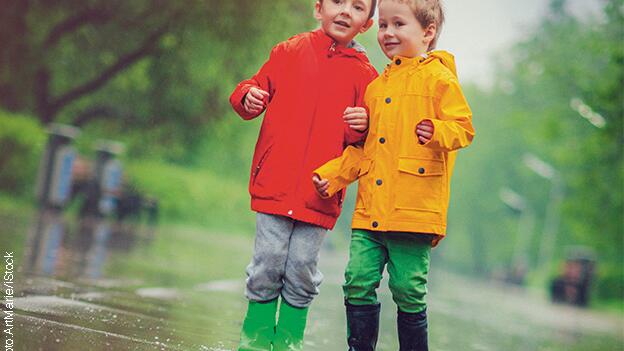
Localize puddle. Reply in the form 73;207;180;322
0;210;621;350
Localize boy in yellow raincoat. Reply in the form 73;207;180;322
312;0;474;349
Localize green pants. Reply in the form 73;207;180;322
343;229;432;313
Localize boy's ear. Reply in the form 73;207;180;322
359;18;374;33
423;23;437;45
314;1;323;21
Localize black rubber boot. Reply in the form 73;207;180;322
397;309;428;351
345;302;380;351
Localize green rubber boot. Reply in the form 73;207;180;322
272;300;309;351
238;299;278;351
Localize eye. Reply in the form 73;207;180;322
395;21;404;27
379;22;387;29
355;5;364;11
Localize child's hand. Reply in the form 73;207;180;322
244;87;270;115
312;174;329;198
416;119;434;144
343;107;369;132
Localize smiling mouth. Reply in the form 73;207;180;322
334;20;351;28
384;42;400;48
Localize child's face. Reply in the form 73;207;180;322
315;0;374;46
377;0;436;59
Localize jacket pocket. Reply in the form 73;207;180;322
354;159;372;212
252;146;272;183
394;157;444;213
250;145;281;200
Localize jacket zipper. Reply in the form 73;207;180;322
293;46;326;204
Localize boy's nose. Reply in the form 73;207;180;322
338;5;352;17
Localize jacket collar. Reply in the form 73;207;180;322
382;51;457;78
383;54;427;77
310;29;368;59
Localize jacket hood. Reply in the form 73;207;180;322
347;40;366;54
426;50;457;77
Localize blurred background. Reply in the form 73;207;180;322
0;0;622;350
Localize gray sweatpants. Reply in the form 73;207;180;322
245;212;327;308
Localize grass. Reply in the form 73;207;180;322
0;192;36;219
593;298;624;317
124;159;255;235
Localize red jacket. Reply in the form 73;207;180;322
230;29;378;229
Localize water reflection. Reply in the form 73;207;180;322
12;211;191;351
22;210;153;281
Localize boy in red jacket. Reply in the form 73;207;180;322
229;0;378;350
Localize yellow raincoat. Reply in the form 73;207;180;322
314;51;474;246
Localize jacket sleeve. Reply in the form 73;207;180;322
422;76;475;151
229;44;283;120
313;145;365;198
344;65;378;145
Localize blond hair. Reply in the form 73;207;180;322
380;0;445;50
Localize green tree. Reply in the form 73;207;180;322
445;0;623;300
0;0;314;159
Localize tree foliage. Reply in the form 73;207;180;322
445;0;623;300
0;0;315;159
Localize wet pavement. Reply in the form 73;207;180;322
1;210;623;350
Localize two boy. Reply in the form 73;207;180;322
230;0;474;350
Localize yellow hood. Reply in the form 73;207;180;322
426;50;457;77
